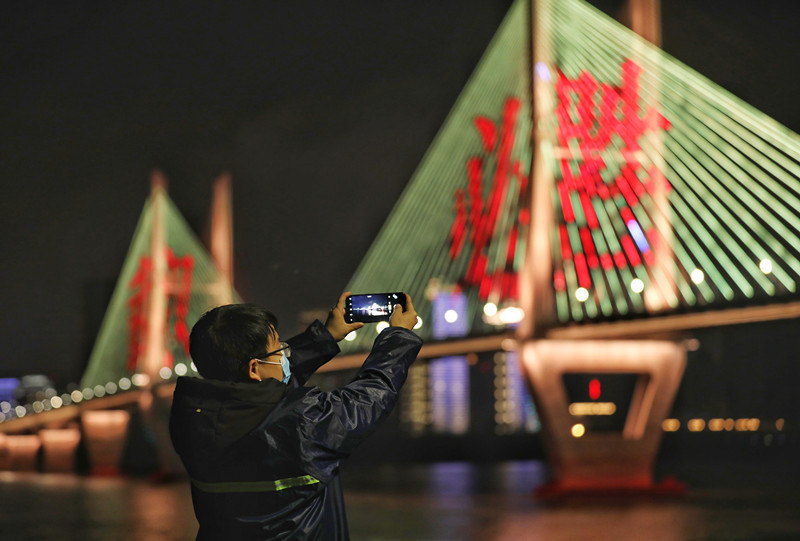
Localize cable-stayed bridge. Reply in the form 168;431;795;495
1;0;797;489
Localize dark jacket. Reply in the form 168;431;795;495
169;320;423;540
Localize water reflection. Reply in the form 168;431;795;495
0;461;798;540
0;473;196;540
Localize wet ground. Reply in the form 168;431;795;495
1;459;799;540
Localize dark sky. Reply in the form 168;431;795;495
1;1;798;385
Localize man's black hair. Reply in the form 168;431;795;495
189;304;278;381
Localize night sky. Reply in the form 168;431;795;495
1;1;798;385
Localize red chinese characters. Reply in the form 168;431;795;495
449;97;529;302
127;249;194;372
553;59;671;291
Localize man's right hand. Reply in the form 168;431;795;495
390;294;418;330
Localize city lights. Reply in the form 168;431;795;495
571;423;586;438
483;302;498;317
444;310;459;323
344;331;357;341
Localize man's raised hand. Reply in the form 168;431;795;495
390;294;418;330
325;291;364;342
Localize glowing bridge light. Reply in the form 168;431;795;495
174;363;188;376
535;61;552;82
571;423;586;438
691;268;705;284
631;278;644;293
444;309;459;323
662;419;680;432
118;377;132;391
568;402;616;416
575;288;589;302
759;259;773;274
132;373;150;387
376;321;390;334
626;219;650;253
344;331;357;342
414;316;423;330
501;306;524;324
688;418;706;432
159;366;172;380
483;302;498;317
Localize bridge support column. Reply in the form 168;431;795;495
81;410;130;476
4;434;41;471
521;339;686;495
40;428;82;473
0;434;9;470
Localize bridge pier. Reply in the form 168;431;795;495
40;428;82;473
0;434;9;469
521;339;686;495
81;410;130;476
4;434;41;471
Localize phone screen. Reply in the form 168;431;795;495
345;293;406;324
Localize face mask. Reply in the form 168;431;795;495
277;351;291;384
260;351;292;384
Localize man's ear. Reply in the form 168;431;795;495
246;359;261;381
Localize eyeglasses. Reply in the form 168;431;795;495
255;342;291;364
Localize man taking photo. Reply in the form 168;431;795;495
169;291;422;540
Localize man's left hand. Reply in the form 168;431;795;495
325;291;364;342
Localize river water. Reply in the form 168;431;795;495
1;459;799;540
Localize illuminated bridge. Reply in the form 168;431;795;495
1;0;798;490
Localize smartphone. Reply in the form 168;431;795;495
345;292;407;324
